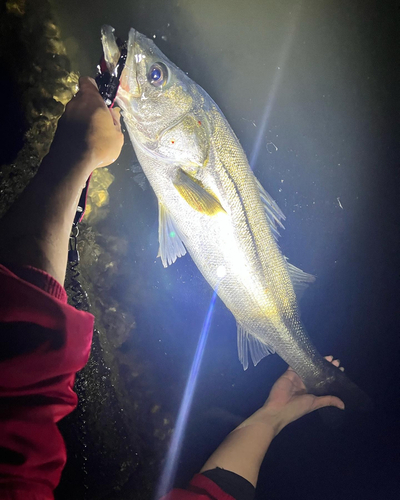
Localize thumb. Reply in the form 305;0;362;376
79;76;98;91
110;107;122;131
313;395;345;411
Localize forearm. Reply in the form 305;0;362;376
200;408;277;488
0;147;93;285
0;264;94;498
0;77;123;286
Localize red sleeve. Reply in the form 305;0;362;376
0;264;94;500
162;474;236;500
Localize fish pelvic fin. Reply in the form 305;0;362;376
173;168;226;216
157;202;187;267
237;324;275;370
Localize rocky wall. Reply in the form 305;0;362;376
1;2;173;498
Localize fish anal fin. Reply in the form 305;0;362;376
158;202;187;267
255;177;286;241
286;261;315;300
237;324;275;371
173;168;226;216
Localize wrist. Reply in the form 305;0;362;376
235;407;282;440
252;406;289;437
41;140;97;181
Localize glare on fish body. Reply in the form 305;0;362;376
217;265;226;278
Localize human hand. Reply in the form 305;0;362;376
262;356;345;435
51;76;124;172
199;357;345;487
238;356;345;438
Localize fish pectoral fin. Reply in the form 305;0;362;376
237;324;275;371
157;202;187;267
255;177;286;241
133;173;148;191
286;261;316;301
173;168;226;216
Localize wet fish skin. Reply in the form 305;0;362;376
101;26;370;410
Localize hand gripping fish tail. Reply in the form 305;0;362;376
311;357;373;413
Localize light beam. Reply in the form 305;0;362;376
156;284;220;498
249;6;301;170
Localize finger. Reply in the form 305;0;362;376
77;77;106;107
110;107;122;131
284;366;307;391
324;355;334;362
314;395;345;411
285;366;301;380
330;358;344;371
79;76;99;91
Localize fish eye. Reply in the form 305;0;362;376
147;62;168;87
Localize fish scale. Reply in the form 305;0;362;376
101;25;371;409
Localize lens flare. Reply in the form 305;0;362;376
249;7;300;170
156;285;219;498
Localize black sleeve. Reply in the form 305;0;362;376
201;467;255;500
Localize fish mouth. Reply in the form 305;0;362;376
100;25;120;74
120;28;141;98
101;25;141;99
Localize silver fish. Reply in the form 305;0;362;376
101;26;370;409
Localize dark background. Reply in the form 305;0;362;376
2;0;399;498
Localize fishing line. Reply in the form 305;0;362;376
66;34;127;310
67;225;90;311
156;279;221;498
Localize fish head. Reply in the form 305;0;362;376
101;25;210;170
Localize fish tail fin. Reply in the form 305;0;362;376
310;358;373;413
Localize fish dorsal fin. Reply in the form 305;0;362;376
237;324;275;371
173;168;226;216
286;261;315;300
255;177;286;241
157;202;187;267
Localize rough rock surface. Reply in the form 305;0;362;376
0;2;173;498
